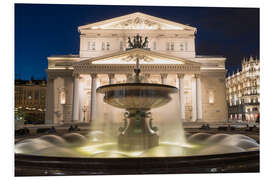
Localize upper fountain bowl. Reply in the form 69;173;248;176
96;83;178;110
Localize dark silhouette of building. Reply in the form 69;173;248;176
15;79;47;124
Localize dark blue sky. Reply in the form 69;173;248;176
15;4;259;80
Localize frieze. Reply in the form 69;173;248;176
73;64;200;74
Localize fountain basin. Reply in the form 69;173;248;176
15;151;259;176
96;83;178;110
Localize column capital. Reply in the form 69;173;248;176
144;73;151;78
108;73;115;79
72;72;80;78
160;73;168;78
194;74;201;79
126;73;133;78
177;73;185;79
47;76;55;81
90;73;97;78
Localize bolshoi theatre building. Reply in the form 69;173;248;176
45;12;228;124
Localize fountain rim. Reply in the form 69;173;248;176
96;82;178;94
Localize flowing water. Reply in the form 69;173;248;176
15;93;259;158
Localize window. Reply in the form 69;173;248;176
91;42;95;50
60;91;66;104
180;43;185;51
209;90;215;104
166;42;170;51
88;41;95;51
170;42;174;51
166;42;174;51
106;42;110;50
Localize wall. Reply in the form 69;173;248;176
201;71;228;122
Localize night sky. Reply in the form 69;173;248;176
15;4;259;80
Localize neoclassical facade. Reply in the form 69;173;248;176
226;56;260;122
45;12;227;124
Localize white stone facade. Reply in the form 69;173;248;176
45;12;228;124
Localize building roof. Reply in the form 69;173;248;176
78;12;196;32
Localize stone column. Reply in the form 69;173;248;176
191;76;197;121
195;74;203;121
177;74;185;121
72;74;80;122
126;73;133;82
90;73;97;122
108;73;115;85
144;73;151;82
160;73;168;84
45;76;54;124
63;76;73;122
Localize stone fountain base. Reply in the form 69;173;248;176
118;133;159;151
118;109;159;151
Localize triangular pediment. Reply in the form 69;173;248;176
79;12;196;31
76;48;200;66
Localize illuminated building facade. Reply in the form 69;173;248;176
45;12;228;124
226;56;260;123
15;80;47;124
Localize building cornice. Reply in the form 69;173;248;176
73;64;200;75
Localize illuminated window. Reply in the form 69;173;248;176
60;91;66;104
209;90;215;104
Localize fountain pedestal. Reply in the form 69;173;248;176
118;109;159;151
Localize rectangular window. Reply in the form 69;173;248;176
92;42;95;50
106;42;110;50
166;42;170;51
180;43;185;51
88;41;95;50
170;42;174;51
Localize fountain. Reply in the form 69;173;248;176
96;56;178;150
15;35;259;175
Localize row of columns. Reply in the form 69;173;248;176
71;73;203;123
